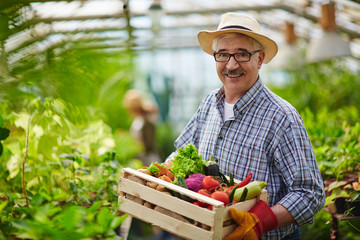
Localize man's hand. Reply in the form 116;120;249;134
224;208;259;240
224;200;278;240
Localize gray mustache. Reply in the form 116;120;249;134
222;69;246;76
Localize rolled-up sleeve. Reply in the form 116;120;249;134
274;121;325;226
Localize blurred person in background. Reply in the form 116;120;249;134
168;12;325;240
123;89;161;166
122;89;178;240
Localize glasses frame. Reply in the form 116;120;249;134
213;50;261;62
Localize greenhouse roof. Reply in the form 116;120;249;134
2;0;360;71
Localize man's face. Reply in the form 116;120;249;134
215;34;265;103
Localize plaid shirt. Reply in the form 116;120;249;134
173;79;325;240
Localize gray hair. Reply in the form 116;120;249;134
212;33;263;52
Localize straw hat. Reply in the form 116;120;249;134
123;89;144;111
123;89;158;115
197;12;278;63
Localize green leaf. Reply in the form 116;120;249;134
14;198;27;207
13;112;31;130
62;159;74;168
54;206;86;233
97;206;112;231
38;134;58;159
351;191;360;201
74;157;82;165
0;200;8;212
88;201;103;213
77;168;91;175
69;182;76;191
7;155;20;179
0;127;10;140
328;181;347;192
110;215;127;229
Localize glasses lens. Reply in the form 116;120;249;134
234;51;250;62
215;53;230;62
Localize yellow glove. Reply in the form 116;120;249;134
224;208;259;240
225;200;278;240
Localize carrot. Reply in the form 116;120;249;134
154;162;175;181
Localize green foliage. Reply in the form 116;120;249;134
0;96;140;238
155;122;178;161
269;60;360;115
11;200;126;240
301;108;360;180
269;60;360;239
0;29;149;238
3;47;135;130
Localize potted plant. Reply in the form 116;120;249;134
324;173;360;215
344;176;360;216
325;179;350;214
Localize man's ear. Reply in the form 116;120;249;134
257;51;265;69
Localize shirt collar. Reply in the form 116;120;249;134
215;78;264;116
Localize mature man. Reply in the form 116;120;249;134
170;12;325;239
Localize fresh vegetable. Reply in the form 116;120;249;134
218;171;234;186
229;173;235;186
147;162;161;176
218;171;230;186
185;174;206;192
204;156;220;177
211;191;229;206
196;189;212;207
239;187;248;202
146;162;175;181
202;176;221;192
228;173;253;191
197;189;212;198
233;181;267;202
228;183;240;204
171;176;195;203
171;143;205;178
154;162;175;181
158;175;172;182
138;168;152;175
163;159;173;169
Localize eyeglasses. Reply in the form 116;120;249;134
213;50;261;62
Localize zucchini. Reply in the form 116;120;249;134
233;181;267;202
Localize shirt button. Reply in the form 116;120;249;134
219;136;223;140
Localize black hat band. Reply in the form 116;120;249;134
220;25;252;31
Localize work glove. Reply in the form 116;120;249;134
224;200;278;240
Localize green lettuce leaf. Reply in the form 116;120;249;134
170;143;205;178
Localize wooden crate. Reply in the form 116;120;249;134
118;167;268;240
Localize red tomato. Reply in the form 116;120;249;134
219;186;231;195
197;189;212;197
192;201;203;207
197;189;211;207
211;191;229;206
202;176;221;192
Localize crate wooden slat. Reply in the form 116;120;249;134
118;167;268;240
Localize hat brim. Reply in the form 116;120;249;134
197;28;278;64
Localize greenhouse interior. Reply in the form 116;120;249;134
1;0;360;239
